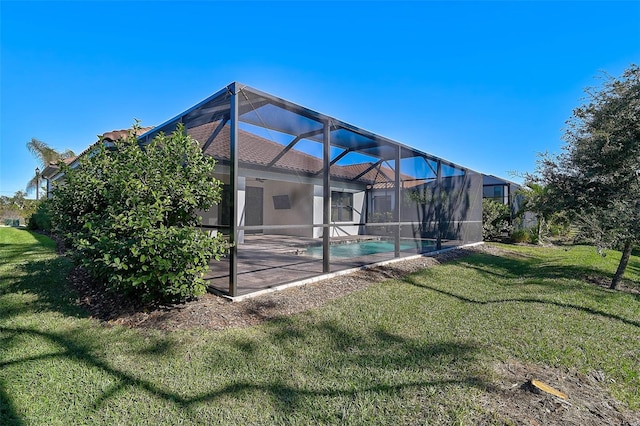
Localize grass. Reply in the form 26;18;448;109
1;227;639;424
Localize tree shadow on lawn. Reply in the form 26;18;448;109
405;252;640;328
0;324;180;425
2;231;488;422
183;318;489;418
194;317;484;423
2;253;149;324
455;248;640;298
0;382;23;426
0;316;490;423
0;255;86;320
0;235;56;266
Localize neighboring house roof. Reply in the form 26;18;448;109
101;128;152;142
41;156;75;180
482;174;520;187
40;127;153;180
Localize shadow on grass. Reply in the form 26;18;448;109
212;317;488;416
0;382;23;426
0;255;86;320
0;318;487;422
0;230;56;263
446;250;640;305
0;230;86;424
405;251;640;328
461;246;640;290
624;260;640;284
2;229;488;422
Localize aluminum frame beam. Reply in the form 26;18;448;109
352;160;384;181
266;128;326;168
201;116;229;152
229;84;239;297
323;121;331;273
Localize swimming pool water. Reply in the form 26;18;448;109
304;240;416;258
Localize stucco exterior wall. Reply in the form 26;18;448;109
263;180;315;237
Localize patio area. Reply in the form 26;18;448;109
205;234;451;297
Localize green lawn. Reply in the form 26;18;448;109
1;227;639;424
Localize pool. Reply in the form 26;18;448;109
303;240;417;258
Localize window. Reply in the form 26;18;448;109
483;185;505;203
331;191;353;222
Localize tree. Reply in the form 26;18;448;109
0;195;19;224
407;180;471;251
50;123;229;303
482;198;511;241
517;180;555;244
0;191;37;225
26;138;75;196
537;64;640;289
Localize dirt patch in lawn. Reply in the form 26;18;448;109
584;273;640;295
477;360;640;426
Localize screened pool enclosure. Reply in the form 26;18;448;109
139;83;483;297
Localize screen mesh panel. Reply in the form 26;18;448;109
152;83;485;296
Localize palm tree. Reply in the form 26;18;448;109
26;138;75;197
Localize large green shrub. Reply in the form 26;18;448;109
51;123;228;303
482;198;512;241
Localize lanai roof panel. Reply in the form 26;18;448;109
137;82;475;179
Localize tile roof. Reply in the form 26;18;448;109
188;122;419;186
41;127;154;179
101;127;153;142
43;122;428;188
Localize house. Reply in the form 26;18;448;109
138;83;484;297
482;174;535;229
40;127;153;197
41;82;485;298
482;174;521;216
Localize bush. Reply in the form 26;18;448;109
51;123;229;303
511;229;531;243
482;199;512;241
27;199;53;231
510;228;539;244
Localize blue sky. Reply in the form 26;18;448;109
1;1;638;197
